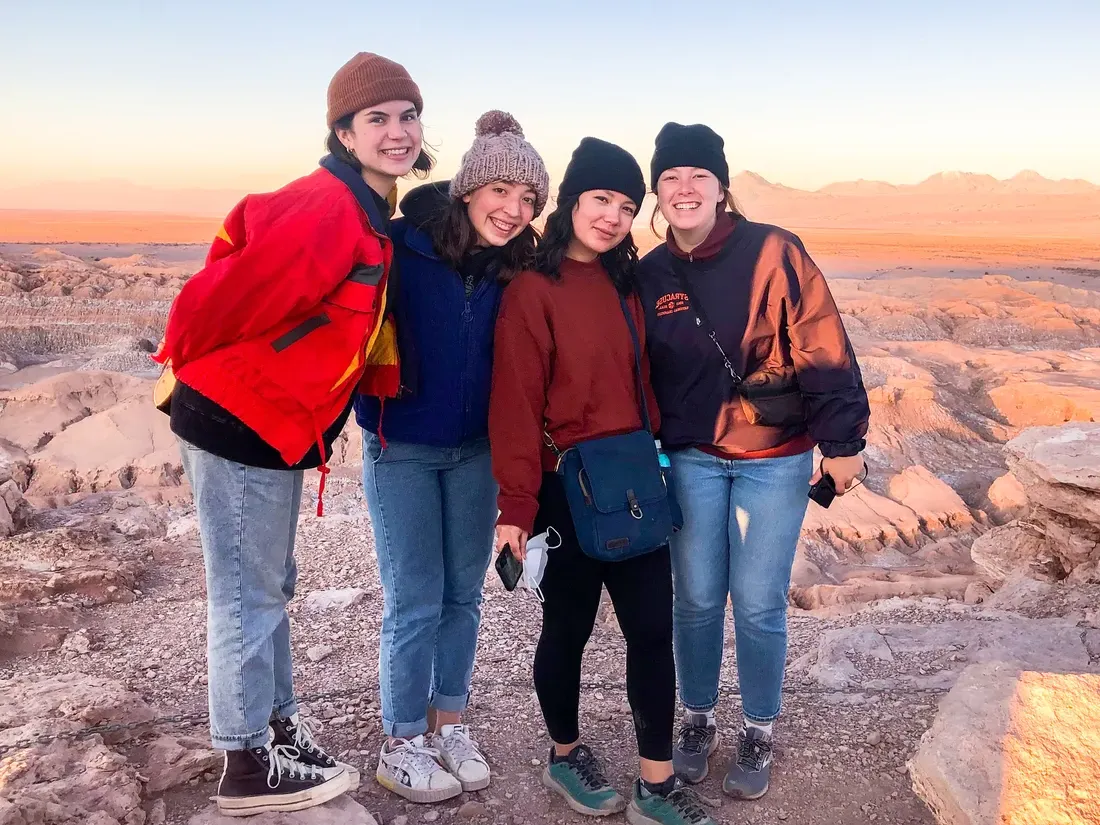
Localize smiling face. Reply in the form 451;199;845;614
464;180;537;246
656;166;724;234
566;190;638;260
336;100;423;189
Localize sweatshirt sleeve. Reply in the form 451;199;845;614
630;294;662;434
784;237;870;457
489;278;553;533
155;193;363;367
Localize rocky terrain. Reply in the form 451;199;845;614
1;243;1099;825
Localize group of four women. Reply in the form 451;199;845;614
155;51;870;823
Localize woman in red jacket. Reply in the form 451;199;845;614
154;52;429;817
491;138;716;825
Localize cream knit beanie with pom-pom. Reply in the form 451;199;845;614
449;111;550;216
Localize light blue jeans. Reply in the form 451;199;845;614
668;448;813;723
361;433;497;738
178;438;302;750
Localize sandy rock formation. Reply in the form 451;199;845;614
973;424;1100;584
793;618;1098;692
831;276;1100;349
28;396;179;496
885;465;975;535
0;372;151;452
984;472;1028;523
0;508;150;657
908;662;1100;825
0;249;188;301
0;672;219;825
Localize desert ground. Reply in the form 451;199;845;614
2;172;1099;825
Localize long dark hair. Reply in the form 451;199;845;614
534;194;638;297
432;198;537;283
649;187;744;235
326;113;434;178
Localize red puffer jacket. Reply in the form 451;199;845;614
153;166;401;509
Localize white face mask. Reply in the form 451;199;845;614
521;527;561;602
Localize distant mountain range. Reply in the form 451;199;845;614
700;170;1100;237
799;170;1098;197
1;171;1097;237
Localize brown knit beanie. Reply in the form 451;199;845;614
449;111;550;217
326;52;423;128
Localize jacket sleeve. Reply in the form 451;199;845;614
785;237;869;457
489;280;552;534
155;194;363;367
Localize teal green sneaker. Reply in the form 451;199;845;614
541;744;626;817
627;777;715;825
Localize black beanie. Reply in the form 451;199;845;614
650;122;730;190
557;137;646;209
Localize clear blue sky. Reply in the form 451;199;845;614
2;0;1097;193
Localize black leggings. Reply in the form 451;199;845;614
531;473;675;762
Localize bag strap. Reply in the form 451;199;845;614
544;292;652;456
669;258;743;386
618;293;652;433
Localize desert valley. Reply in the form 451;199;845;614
1;170;1099;825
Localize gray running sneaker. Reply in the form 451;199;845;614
673;713;719;784
722;727;773;800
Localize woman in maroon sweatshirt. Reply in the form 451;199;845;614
490;139;715;825
637;123;870;801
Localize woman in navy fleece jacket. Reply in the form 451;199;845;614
354;111;549;804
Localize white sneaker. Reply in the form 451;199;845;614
376;735;462;803
435;724;491;792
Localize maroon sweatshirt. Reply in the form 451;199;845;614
490;257;661;533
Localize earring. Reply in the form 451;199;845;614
345;145;357;158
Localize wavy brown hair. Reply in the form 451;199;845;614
432;198;537;283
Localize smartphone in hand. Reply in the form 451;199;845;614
494;543;524;592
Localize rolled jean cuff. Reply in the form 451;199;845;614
680;692;719;713
743;704;782;724
212;723;272;751
384;715;429;739
429;689;469;714
272;697;298;720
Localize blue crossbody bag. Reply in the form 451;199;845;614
543;295;683;562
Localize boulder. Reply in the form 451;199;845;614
139;734;221;794
909;662;1100;824
974;424;1100;586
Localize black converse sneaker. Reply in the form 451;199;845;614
216;728;350;816
271;712;361;789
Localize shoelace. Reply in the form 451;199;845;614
392;740;448;780
267;743;324;789
736;733;772;772
290;717;327;759
570;748;610;790
677;722;711;755
441;727;485;765
664;786;710;825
